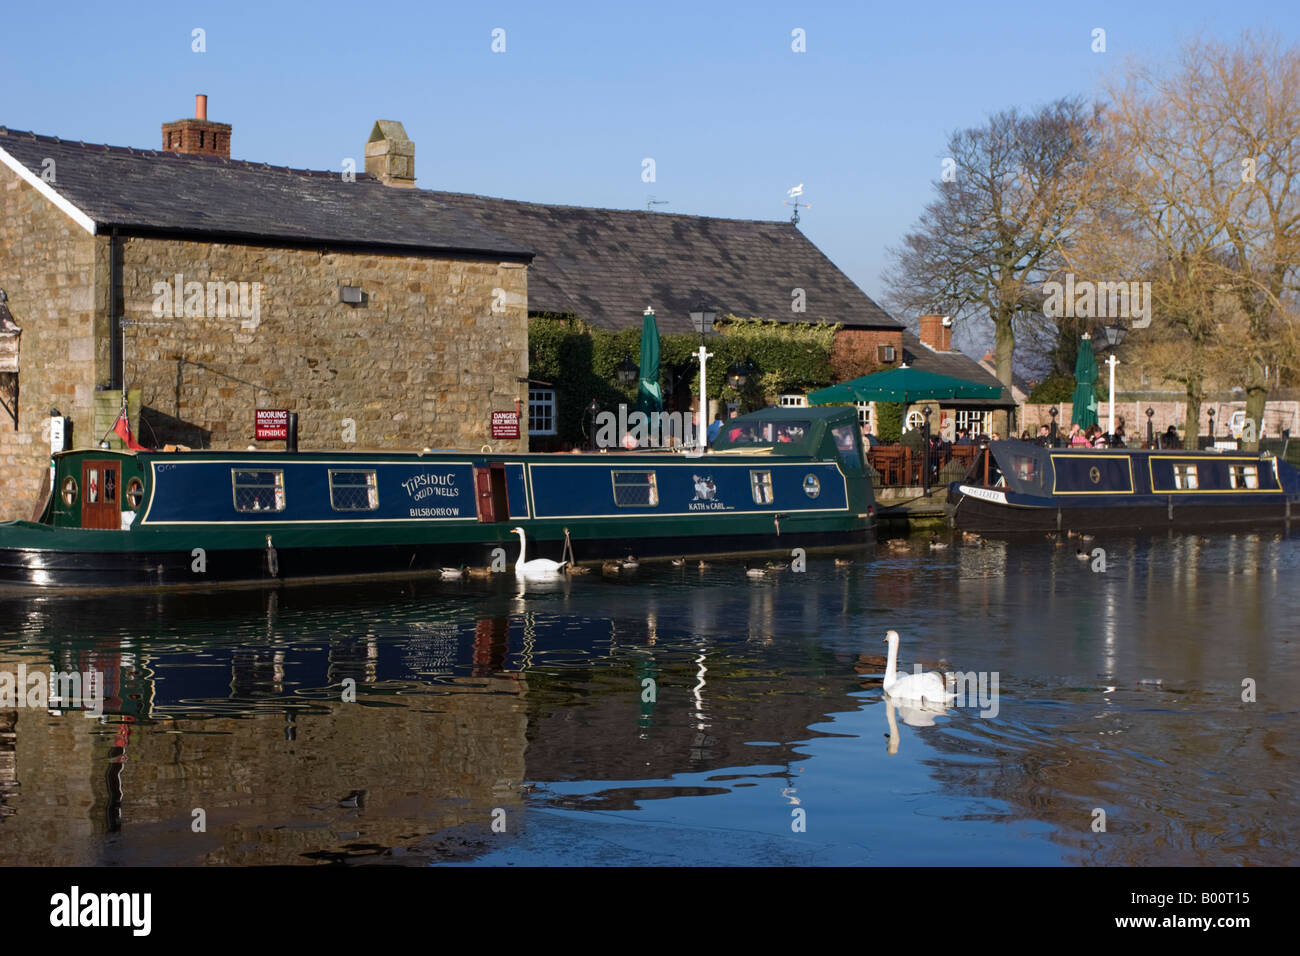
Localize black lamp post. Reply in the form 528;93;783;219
1049;406;1059;446
1145;407;1155;448
584;399;602;451
726;361;750;391
922;406;933;492
616;357;639;389
1206;407;1216;447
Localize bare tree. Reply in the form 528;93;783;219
1100;32;1300;448
884;98;1100;435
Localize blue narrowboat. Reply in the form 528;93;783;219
0;406;874;587
948;440;1300;533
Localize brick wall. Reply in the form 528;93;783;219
829;328;902;381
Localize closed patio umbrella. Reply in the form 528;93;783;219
1070;334;1099;429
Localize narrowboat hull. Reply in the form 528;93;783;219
0;406;875;588
948;441;1300;534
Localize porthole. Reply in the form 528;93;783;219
803;474;821;499
61;476;78;506
126;477;145;508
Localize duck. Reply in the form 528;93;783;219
466;566;494;579
960;531;982;543
601;560;623;576
697;559;712;570
1075;548;1091;561
928;533;950;551
886;538;910;550
881;630;955;705
745;564;769;578
621;555;640;570
510;527;568;579
1067;529;1080;538
671;556;687;567
834;557;854;567
565;563;591;575
439;565;466;580
1079;533;1096;543
766;560;790;571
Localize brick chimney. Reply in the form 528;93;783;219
162;94;232;158
918;314;953;351
365;120;415;188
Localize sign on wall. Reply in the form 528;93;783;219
491;410;520;440
255;409;290;440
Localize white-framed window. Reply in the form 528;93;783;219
855;402;871;428
329;470;379;511
612;470;659;507
904;410;925;432
779;393;808;408
1174;464;1198;490
750;470;774;504
233;469;286;513
529;388;556;435
954;409;991;436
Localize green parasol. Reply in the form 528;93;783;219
1070;334;1099;429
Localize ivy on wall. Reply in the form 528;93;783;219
528;313;840;446
875;402;904;443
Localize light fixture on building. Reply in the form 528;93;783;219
98;440;111;449
726;361;751;390
339;285;364;304
616;357;639;388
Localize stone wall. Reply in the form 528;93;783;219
0;166;103;519
119;238;529;456
0;160;530;519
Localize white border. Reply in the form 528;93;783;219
0;144;97;234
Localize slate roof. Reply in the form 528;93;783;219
0;125;899;335
901;330;1015;408
0;127;532;260
429;191;899;335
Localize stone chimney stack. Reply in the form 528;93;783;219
162;94;232;158
918;314;953;352
365;121;415;188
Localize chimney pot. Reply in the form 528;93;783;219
196;94;207;120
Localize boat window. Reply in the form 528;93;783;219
233;469;286;513
329;470;379;511
126;477;144;508
1229;464;1258;489
612;470;659;507
751;470;774;504
104;469;116;503
724;420;810;445
1011;454;1040;487
87;468;99;504
1174;464;1198;490
831;423;863;470
61;476;78;506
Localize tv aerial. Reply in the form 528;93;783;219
646;195;670;211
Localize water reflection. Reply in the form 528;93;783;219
0;531;1296;865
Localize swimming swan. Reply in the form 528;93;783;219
511;527;568;578
882;630;955;705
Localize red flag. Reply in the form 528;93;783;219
112;408;149;451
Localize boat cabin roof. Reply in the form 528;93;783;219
710;405;862;461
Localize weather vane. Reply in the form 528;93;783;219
784;184;811;224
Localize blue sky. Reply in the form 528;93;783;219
3;0;1296;356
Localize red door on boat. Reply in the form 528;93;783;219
81;460;121;529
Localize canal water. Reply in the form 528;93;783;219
0;530;1295;866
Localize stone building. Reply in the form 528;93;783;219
0;99;532;519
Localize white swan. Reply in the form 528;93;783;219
882;630;955;705
510;527;568;578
